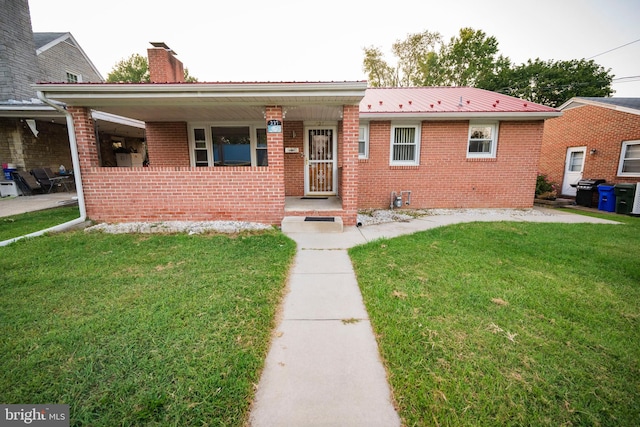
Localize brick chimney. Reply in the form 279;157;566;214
147;42;184;83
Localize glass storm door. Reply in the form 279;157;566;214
305;128;337;195
562;146;586;196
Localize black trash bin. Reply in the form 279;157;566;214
614;183;637;215
575;179;606;207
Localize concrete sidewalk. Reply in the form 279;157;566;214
0;193;78;218
249;207;619;426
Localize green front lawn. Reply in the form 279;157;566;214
0;230;296;426
0;206;80;241
350;216;640;426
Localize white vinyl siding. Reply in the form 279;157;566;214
618;140;640;176
390;124;420;165
467;123;498;158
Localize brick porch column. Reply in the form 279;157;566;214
68;106;99;169
341;104;359;226
265;106;286;214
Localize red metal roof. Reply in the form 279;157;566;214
360;87;558;116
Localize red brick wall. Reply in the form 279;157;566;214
81;167;285;223
146;122;190;167
73;106;286;224
283;121;304;196
358;120;545;209
340;105;360;224
540;105;640;186
69;107;99;169
147;47;184;83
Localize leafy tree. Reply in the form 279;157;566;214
362;46;398;87
493;58;613;107
424;28;508;87
363;30;441;87
393;30;441;87
362;28;614;106
106;53;198;83
106;54;150;83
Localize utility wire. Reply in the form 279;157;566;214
587;37;640;60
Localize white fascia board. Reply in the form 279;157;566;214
91;111;145;129
34;81;367;98
0;104;64;118
359;111;562;120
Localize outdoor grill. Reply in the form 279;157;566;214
574;178;606;207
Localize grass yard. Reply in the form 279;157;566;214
0;229;296;426
350;215;640;426
0;206;81;241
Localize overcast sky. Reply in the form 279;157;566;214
28;0;640;97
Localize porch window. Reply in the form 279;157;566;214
189;124;267;167
467;123;498;158
213;127;251;166
390;124;420;165
193;128;208;166
256;128;268;166
618;140;640;176
359;124;369;159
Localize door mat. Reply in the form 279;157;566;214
301;197;328;200
304;217;335;222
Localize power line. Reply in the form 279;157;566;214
587;37;640;60
613;75;640;81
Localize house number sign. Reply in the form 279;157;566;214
267;119;282;133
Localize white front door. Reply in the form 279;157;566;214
562;147;586;196
304;127;337;195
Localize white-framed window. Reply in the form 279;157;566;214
390;123;420;165
358;124;369;159
66;72;81;83
188;123;267;167
467;122;498;158
618;140;640;176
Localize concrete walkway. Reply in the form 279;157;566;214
0;193;78;218
249;208;619;426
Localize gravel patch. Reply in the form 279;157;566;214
85;220;273;235
357;208;554;226
84;208;555;234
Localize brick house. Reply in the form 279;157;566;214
34;45;560;227
540;97;640;196
0;0;144;175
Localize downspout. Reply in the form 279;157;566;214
0;91;88;246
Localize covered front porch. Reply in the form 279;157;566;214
35;81;366;227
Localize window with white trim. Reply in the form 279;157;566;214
390;124;420;165
618;140;640;176
66;72;81;83
188;124;267;167
358;124;369;159
467;123;498;158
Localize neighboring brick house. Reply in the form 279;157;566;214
34;45;560;227
540;97;640;196
0;0;143;175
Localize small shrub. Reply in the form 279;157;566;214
535;174;559;200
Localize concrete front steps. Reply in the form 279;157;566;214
281;216;343;233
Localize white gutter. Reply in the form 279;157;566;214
0;92;88;246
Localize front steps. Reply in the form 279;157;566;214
281;216;343;233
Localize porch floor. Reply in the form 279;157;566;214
285;196;342;212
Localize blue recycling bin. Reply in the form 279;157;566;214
597;184;616;212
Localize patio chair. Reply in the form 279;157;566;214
30;168;56;193
11;170;43;195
